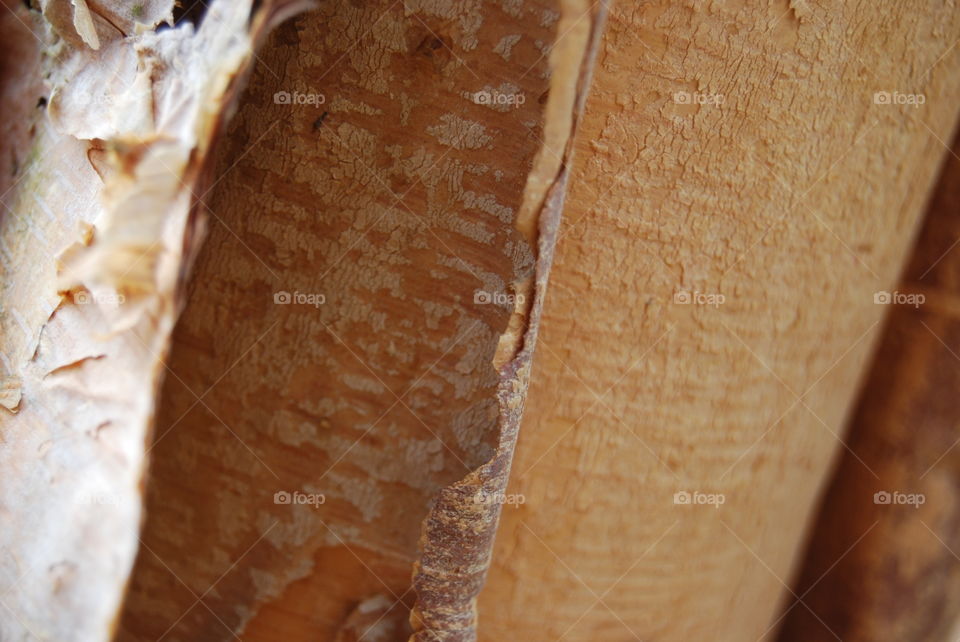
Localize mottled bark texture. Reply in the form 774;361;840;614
114;1;604;641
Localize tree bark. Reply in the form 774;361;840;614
478;1;960;640
0;2;302;639
781;130;960;642
109;1;605;641
1;1;960;641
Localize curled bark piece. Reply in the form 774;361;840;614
408;2;608;640
114;2;588;640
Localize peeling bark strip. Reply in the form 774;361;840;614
0;1;308;640
103;0;601;638
408;3;608;640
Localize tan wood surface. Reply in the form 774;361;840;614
478;1;960;640
781;132;960;642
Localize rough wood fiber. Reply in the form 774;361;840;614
477;1;960;640
780;132;960;641
116;2;603;641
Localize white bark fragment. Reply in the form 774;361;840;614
0;1;310;640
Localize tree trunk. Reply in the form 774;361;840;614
1;1;959;641
781;130;960;642
478;1;960;640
